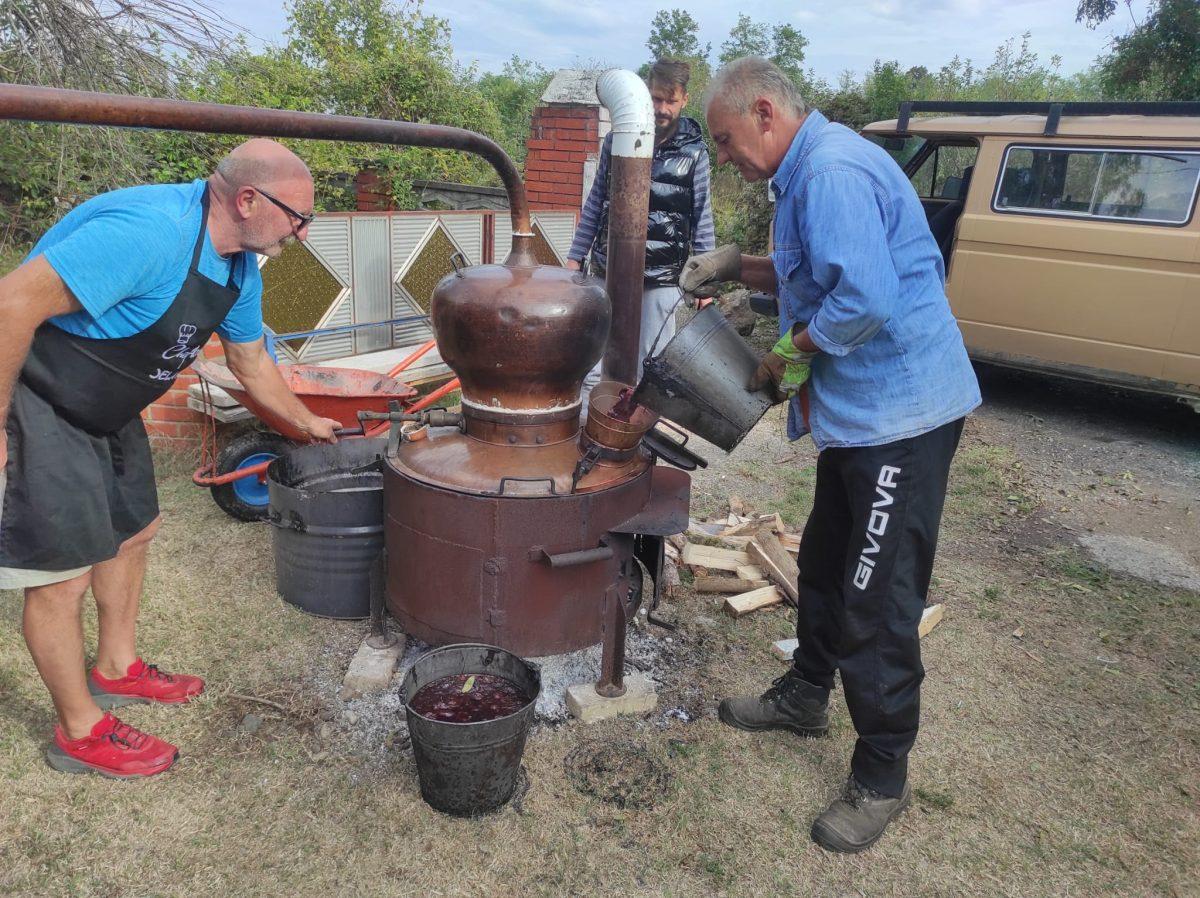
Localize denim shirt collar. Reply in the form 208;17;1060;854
771;109;828;198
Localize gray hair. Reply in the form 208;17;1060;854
703;57;807;119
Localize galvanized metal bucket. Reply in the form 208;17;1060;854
266;438;387;619
402;644;541;817
638;304;776;451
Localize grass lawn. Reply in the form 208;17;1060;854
0;416;1196;896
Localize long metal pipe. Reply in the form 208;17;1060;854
0;82;533;241
595;70;654;386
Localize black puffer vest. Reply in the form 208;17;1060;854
592;116;706;287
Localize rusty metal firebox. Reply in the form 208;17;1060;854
0;73;691;692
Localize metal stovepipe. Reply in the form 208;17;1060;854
0;83;534;254
595;70;654;386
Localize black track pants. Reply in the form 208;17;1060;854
792;418;964;797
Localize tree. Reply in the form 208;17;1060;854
477;56;552;164
155;0;507;212
0;0;234;91
646;9;710;61
0;0;234;240
1080;0;1200;100
770;24;808;84
719;14;769;64
718;16;807;85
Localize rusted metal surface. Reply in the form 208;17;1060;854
0;82;533;243
432;262;609;413
584;380;659;451
600;155;653;385
383;463;652;656
596;585;628;697
611;466;691;535
391;422;651;496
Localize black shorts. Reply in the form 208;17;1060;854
0;380;159;572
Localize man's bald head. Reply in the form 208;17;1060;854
209;139;314;258
214;138;311;191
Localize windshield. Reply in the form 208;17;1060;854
867;134;927;170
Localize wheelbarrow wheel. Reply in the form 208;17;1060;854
210;430;294;522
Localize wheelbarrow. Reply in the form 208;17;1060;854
192;320;459;521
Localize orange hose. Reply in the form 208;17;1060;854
387;339;436;377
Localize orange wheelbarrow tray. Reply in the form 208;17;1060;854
193;356;418;443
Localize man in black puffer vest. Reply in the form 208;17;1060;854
568;59;715;399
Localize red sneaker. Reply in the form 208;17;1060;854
45;713;178;778
88;658;205;709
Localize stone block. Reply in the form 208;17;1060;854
343;635;406;693
566;673;657;723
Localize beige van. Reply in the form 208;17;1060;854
862;102;1200;410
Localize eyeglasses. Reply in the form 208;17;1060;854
253;186;315;229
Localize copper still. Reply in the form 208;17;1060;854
381;71;691;694
0;74;693;694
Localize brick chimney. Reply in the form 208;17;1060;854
524;71;611;211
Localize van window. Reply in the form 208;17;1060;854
995;146;1200;225
908;144;979;200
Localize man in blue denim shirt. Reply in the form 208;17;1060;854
682;58;981;853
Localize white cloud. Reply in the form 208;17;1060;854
206;0;1148;82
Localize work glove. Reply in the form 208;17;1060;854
679;244;741;297
748;330;815;401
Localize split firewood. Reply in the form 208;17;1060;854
918;603;944;638
736;564;765;581
723;586;783;618
694;576;770;594
664;542;681;563
719;512;787;538
661;559;683;599
687;519;726;540
681;543;751;572
747;532;799;605
728;495;746;517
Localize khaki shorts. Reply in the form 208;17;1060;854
0;471;91;590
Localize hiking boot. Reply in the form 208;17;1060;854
45;713;179;779
717;669;829;737
810;775;912;853
88;657;205;709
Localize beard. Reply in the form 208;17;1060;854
244;225;295;258
655;114;679;138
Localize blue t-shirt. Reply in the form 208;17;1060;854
29;179;264;343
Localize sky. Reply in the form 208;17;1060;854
210;0;1149;84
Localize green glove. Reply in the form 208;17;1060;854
749;331;816;398
772;333;815;396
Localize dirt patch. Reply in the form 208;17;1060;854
565;739;673;809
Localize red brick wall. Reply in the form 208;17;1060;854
524;104;600;210
141;335;223;446
355;169;395;211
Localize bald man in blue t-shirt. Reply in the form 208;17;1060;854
0;139;340;778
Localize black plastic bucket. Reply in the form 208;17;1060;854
638;303;776;451
402;644;541;817
266;438;386;619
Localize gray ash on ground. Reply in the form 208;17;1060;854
307;622;683;762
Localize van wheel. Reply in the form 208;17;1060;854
210;431;294;522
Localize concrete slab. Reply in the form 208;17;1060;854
566;673;657;723
343;635;407;693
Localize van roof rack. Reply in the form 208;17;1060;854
896;100;1200;136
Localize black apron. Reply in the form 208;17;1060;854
0;187;246;570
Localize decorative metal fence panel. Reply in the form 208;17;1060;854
260;210;577;363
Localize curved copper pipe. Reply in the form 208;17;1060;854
0;83;532;241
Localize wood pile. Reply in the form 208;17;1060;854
665;497;805;618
